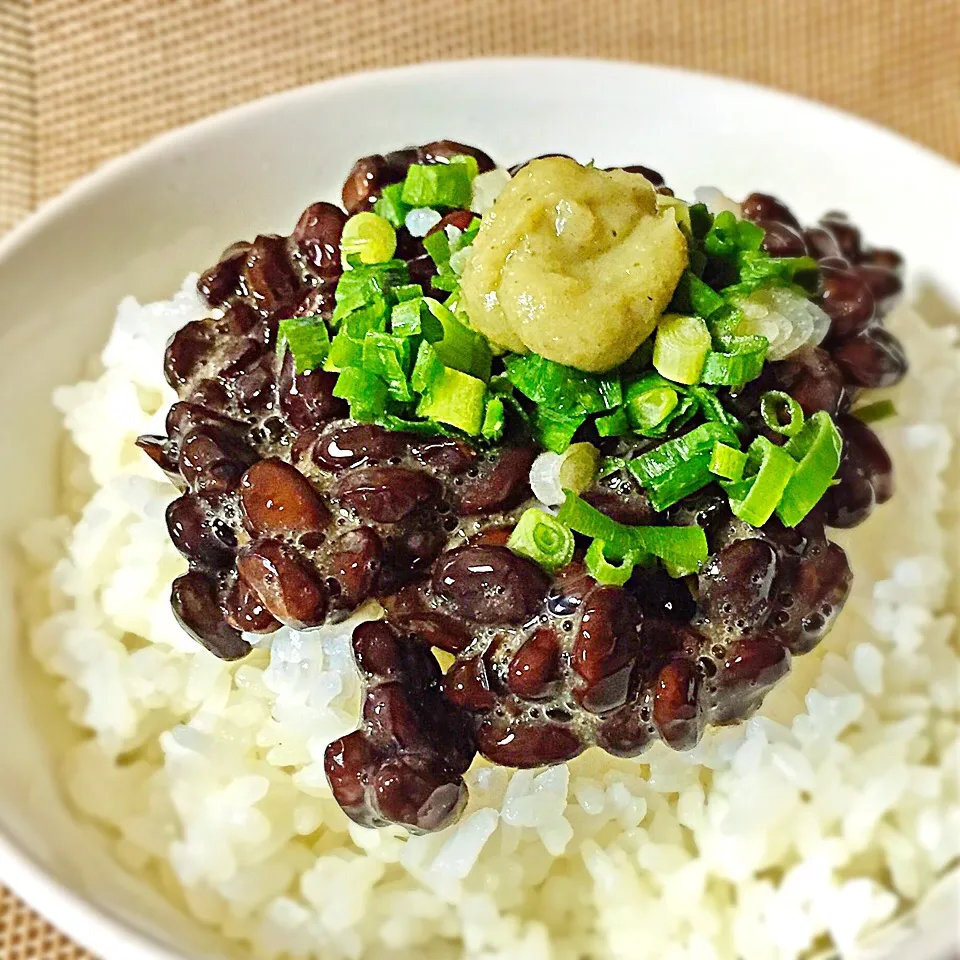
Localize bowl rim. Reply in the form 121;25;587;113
2;55;957;960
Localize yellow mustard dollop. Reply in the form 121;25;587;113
459;157;688;373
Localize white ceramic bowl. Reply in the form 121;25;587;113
0;59;957;960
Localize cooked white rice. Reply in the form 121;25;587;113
21;275;960;960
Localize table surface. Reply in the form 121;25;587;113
1;0;957;956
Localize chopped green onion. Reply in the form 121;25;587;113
372;183;411;228
776;411;843;526
760;390;805;437
391;297;443;340
598;456;626;479
704;211;765;258
362;332;413;401
481;397;505;441
507;509;575;573
729;251;820;295
416;365;487;434
653;313;712;384
628;422;740;511
340;212;397;265
448;153;480;179
557;492;709;573
852;398;897;424
669;270;725;318
401;163;473;209
688;385;743;431
700;339;768;385
332;366;388;422
585;539;636;586
595;408;631;437
721;437;797;527
276;316;330;373
325;329;363;371
709;442;747;481
505;353;620;418
626;382;678;431
425;298;492;381
411;341;446;393
534;408;585;453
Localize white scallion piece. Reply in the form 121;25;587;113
734;287;831;360
470;168;512;215
694;186;742;217
404;207;443;238
529;443;600;507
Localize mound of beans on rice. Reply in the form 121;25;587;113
139;141;906;833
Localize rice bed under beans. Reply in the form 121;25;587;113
20;276;960;960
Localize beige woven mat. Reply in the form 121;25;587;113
0;0;958;956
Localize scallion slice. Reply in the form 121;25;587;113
626;383;678;431
481;397;505;441
585;539;636;586
721;437;797;527
557;492;709;573
340;212;398;265
709;442;747;481
506;509;575;573
760;390;805;437
653;313;712;384
401;163;474;209
424;298;492;381
595;408;631;437
372;183;411;228
332;366;388;422
277;316;330;373
776;411;843;526
628;422;740;510
700;339;768;385
416;365;487;434
852;398;897;425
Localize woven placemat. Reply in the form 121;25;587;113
1;0;958;957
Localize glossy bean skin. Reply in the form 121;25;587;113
696;539;779;637
507;628;562;699
292;201;347;274
832;327;908;389
769;347;847;417
336;466;441;524
236;539;328;627
223;577;281;634
455;447;535;515
819;264;876;340
444;656;498;710
741;193;801;229
325;527;384;612
476;717;583;768
197;241;250;307
324;620;475;832
242;235;300;313
709;633;791;724
572;587;642;714
312;423;413;471
771;541;852;654
653;658;702;750
434;546;550;625
178;426;256;493
170;571;250;660
240;458;330;536
277;352;347;429
757;220;807;258
166;493;237;566
822;414;894;528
